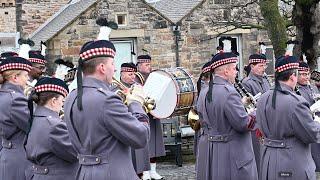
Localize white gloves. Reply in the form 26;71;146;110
126;85;147;106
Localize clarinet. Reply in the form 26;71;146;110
294;86;301;95
235;77;257;106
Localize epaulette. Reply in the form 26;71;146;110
97;87;109;96
224;84;235;92
45;115;62;127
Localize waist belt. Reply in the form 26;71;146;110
201;126;232;142
78;154;108;166
31;164;70;175
262;138;288;148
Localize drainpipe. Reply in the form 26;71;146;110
173;25;181;67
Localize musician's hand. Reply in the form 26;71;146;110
126;85;146;106
242;97;251;106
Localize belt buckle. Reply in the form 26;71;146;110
2;140;12;149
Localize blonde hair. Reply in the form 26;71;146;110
2;70;24;81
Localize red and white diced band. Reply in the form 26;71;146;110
121;67;136;72
35;84;68;97
275;63;299;72
211;57;238;69
0;63;32;72
29;58;46;65
80;47;116;60
249;59;267;64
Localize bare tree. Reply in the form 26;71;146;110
205;0;320;69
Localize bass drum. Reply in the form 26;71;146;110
143;67;196;119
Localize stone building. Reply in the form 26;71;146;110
1;0;275;78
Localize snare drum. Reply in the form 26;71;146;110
143;67;196;119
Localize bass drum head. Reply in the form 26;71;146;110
143;70;178;119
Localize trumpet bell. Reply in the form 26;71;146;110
188;109;200;131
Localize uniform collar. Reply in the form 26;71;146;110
279;82;294;92
1;81;24;94
297;82;309;87
33;106;59;118
82;77;110;90
248;72;264;83
213;75;233;86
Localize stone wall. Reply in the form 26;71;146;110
17;0;69;37
47;0;272;78
0;6;16;33
0;1;16;33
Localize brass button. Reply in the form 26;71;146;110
281;143;284;146
95;158;100;162
44;168;48;172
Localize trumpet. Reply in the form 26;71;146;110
111;77;129;102
111;77;156;113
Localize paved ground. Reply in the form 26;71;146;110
158;162;196;180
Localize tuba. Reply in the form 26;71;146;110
111;77;156;113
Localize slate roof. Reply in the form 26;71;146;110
148;0;204;24
30;0;204;48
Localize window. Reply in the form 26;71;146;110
116;14;127;26
217;36;243;78
111;39;136;79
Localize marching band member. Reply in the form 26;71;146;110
120;62;138;88
64;18;150;180
241;42;270;173
28;50;47;85
25;77;78;180
256;55;320;180
296;61;320;174
297;61;319;105
0;52;19;87
193;61;212;156
135;55;165;180
120;62;151;179
242;42;270;95
196;38;258;180
0;56;32;179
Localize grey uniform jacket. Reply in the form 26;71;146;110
135;72;166;158
242;72;270;175
297;83;320;172
297;83;319;105
64;77;150;180
0;82;31;180
242;73;270;96
196;76;258;180
256;83;320;180
25;106;78;180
